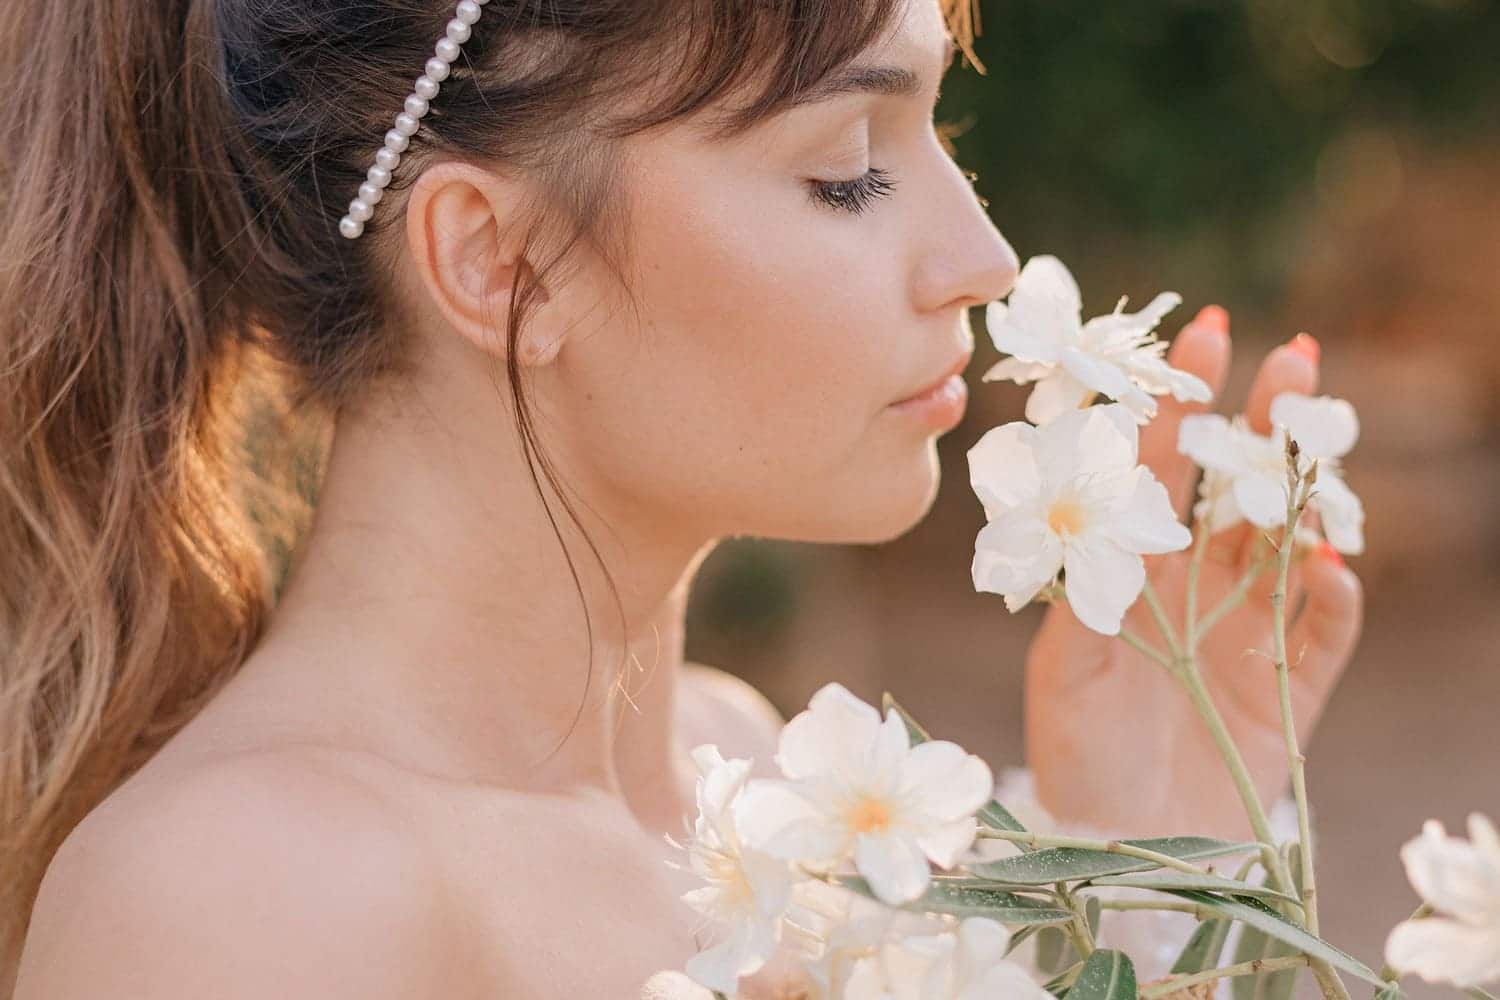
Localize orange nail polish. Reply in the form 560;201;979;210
1288;332;1320;363
1317;539;1344;568
1195;304;1229;334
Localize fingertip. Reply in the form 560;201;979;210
1195;304;1230;335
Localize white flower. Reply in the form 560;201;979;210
732;683;993;907
1177;392;1364;555
1384;813;1500;987
791;880;952;1000
845;918;1055;1000
669;744;800;995
980;254;1212;425
967;403;1192;636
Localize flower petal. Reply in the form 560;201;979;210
1384;917;1500;987
1271;393;1359;459
1231;471;1289;529
732;778;845;866
915;816;980;870
968;421;1042;514
1059;348;1156;421
1310;471;1365;556
684;914;776;995
1024;372;1093;425
1178;413;1247;473
972;512;1063;601
902;741;994;821
1107;467;1192;555
981;357;1055;385
1061;536;1146;636
855;831;933;905
986;255;1082;362
1400;819;1500;925
777;682;882;779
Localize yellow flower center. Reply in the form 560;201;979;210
848;797;892;834
1048;499;1087;537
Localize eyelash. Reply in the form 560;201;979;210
807;166;899;215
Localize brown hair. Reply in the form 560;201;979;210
0;0;982;978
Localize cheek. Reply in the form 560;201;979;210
560;153;924;533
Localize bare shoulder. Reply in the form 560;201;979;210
679;662;785;765
14;748;471;1000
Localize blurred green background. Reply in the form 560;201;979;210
687;1;1500;995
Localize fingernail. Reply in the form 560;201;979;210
1195;304;1229;335
1288;332;1320;363
1317;539;1344;568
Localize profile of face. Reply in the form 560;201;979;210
407;0;1019;552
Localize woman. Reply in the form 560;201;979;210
0;0;1361;995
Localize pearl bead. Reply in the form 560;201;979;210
348;198;373;223
358;182;383;206
404;94;429;118
426;57;450;82
456;1;481;24
367;164;392;188
375;147;401;171
385;129;409;153
446;18;471;43
435;37;460;63
414;75;440;101
339;216;364;239
394;112;421;137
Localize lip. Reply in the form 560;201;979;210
891;346;975;407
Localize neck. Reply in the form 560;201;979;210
249;365;718;831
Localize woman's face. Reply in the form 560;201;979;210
446;0;1019;548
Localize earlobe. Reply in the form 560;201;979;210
404;161;560;363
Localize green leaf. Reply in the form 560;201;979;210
1068;949;1138;1000
881;692;1031;841
1042;958;1085;997
967;837;1260;885
831;876;1074;926
1374;985;1405;1000
1231;925;1299;1000
1087;871;1301;905
1170;918;1231;974
1085;894;1102;937
1004;922;1044;958
1168;890;1385;987
1035;926;1069;975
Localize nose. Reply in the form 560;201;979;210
912;164;1020;314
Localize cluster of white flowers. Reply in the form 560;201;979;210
663;683;1050;999
968;254;1365;636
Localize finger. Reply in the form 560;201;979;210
1287;543;1363;730
1245;334;1320;434
1139;305;1233;521
1232;335;1321;565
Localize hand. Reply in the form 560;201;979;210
1021;308;1364;840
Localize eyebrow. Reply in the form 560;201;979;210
793;34;958;107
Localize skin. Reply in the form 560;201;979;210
13;0;1360;996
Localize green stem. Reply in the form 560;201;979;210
1174;659;1292;894
1197;554;1277;639
1056;881;1096;958
1139;955;1312;999
972;828;1212;877
1185;519;1212;653
1120;625;1173;668
1141;579;1183;659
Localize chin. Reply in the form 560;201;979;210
814;441;944;545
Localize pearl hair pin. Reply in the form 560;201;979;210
339;0;489;240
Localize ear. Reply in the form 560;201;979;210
404;161;562;367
